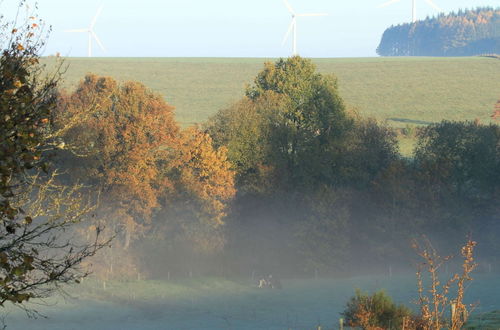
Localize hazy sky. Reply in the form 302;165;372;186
3;0;499;57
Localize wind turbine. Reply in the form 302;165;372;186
379;0;442;23
64;5;106;57
282;0;328;56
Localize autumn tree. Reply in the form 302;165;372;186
54;75;180;250
0;0;106;316
151;127;236;261
54;75;236;277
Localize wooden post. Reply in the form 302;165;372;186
451;302;456;325
167;271;170;280
339;318;344;330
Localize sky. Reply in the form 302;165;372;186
3;0;500;58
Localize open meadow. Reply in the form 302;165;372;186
6;274;500;330
46;57;500;128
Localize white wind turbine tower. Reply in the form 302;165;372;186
282;0;328;56
64;5;106;57
379;0;442;23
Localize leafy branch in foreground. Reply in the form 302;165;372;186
0;174;110;314
412;236;477;330
0;0;110;321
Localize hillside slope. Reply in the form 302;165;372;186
46;57;500;127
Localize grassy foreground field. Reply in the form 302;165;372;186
45;57;500;128
6;274;500;329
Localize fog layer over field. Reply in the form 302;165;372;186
8;274;500;330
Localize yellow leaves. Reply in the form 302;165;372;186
16;44;24;51
11;28;17;34
177;127;236;227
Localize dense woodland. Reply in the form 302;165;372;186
377;7;500;56
43;57;500;279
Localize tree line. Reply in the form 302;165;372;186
377;7;500;56
45;57;500;279
203;57;500;276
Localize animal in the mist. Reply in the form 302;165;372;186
257;274;282;289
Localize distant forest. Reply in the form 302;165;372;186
377;7;500;56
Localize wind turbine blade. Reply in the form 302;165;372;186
91;31;106;53
64;29;88;33
424;0;442;12
283;0;295;15
90;5;103;29
282;19;294;46
297;13;328;17
378;0;401;8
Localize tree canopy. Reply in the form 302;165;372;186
208;56;355;192
54;74;236;276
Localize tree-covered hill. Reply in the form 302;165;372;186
377;7;500;56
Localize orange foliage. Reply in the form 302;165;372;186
57;75;179;247
176;127;236;227
56;74;235;255
491;98;500;120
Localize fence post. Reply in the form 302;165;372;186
451;302;456;327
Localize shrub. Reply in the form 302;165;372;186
342;289;413;330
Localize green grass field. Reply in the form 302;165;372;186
45;57;500;129
6;274;500;329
